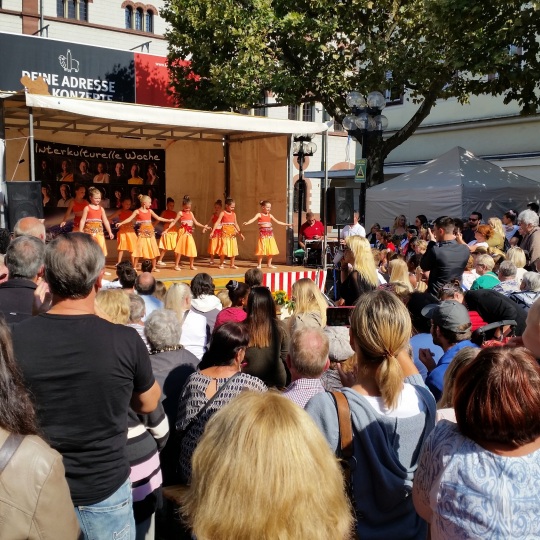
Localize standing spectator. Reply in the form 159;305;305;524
419;300;478;401
391;214;408;237
283;328;329;408
136;272;163;321
0;236;44;323
11;233;160;539
517;208;540;269
190;273;222;335
340;211;366;239
420;216;470;298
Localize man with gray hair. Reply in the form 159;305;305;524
508;271;540;312
13;216;46;242
11;233;160;538
0;235;45;323
518;209;540;269
283;328;330;408
127;293;150;351
493;261;520;295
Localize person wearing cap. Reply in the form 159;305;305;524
419;300;479;401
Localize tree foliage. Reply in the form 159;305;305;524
163;0;540;184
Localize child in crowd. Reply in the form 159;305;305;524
109;197;138;265
205;199;223;265
214;280;250;329
243;200;292;269
116;194;173;272
157;197;178;266
166;195;208;271
60;184;88;231
79;186;114;256
210;197;244;269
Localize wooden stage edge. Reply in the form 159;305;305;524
103;256;314;290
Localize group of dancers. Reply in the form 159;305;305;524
61;187;291;271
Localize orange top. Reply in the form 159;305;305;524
72;199;89;226
180;211;194;225
137;209;152;222
222;211;236;224
258;214;272;226
119;210;133;221
86;207;102;221
162;210;177;220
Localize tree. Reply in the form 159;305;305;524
163;0;540;185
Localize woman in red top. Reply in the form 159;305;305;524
210;197;244;269
166;195;208;271
79;187;114;256
108;197;138;265
60;184;88;231
205;199;223;265
157;197;179;266
243;200;292;269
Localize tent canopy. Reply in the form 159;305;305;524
365;146;540;227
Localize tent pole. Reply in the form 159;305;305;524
0;100;6;228
224;136;230;197
322;130;328;271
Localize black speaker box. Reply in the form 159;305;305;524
325;187;354;227
3;181;44;230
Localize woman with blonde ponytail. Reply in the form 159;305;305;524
306;289;436;540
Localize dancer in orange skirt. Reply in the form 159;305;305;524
210;197;244;269
157;197;179;266
108;197;138;265
166;195;208;271
79;187;114;256
116;194;173;272
60;184;89;231
205;199;223;265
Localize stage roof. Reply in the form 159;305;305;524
0;92;328;142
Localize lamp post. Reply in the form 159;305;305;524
341;91;388;225
293;134;317;248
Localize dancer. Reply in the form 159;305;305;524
79;186;114;256
205;199;223;265
210;197;244;269
157;197;178;266
166;195;208;271
60;184;88;231
243;200;292;268
108;197;138;265
116;194;173;272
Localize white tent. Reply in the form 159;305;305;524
365;146;540;228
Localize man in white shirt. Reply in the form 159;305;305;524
340;212;366;240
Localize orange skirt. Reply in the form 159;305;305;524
220;225;238;257
256;235;279;256
159;230;178;251
208;232;222;256
83;222;107;256
134;223;160;259
175;229;197;257
117;225;138;253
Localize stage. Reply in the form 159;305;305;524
103;255;329;296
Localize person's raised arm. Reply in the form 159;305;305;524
270;214;293;227
242;213;260;226
78;206;89;232
151;209;174;223
116;209;138;227
131;380;161;414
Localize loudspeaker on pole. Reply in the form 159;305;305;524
324;187;355;227
3;181;44;231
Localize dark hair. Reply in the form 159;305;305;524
245;287;278;348
527;202;539;213
244;268;263;288
115;260;133;276
119;266;137;288
0;229;11;254
438;281;464;301
0;319;39;435
191;273;215;298
259;200;270;206
214;199;223;206
407;292;436;334
121;196;131;204
167;197;175;204
225;197;235;206
434;216;455;234
45;233;104;299
226;280;250;306
454;346;540;447
199;322;249;369
183;195;191;206
471;211;483;220
504;210;517;223
434;322;472;344
415;215;427;226
141;259;153;273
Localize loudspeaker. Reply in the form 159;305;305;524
325;187;354;227
3;181;44;230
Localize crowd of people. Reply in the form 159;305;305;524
0;210;539;540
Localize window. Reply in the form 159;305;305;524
57;0;88;21
57;0;64;16
253;107;266;117
135;8;143;30
288;105;298;121
302;102;314;122
145;10;154;33
125;6;133;29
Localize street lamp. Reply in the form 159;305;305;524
293;134;317;248
341;91;388;224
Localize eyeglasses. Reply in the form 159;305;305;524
469;218;478;222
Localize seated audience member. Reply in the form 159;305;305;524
435;347;479;423
141;259;153;273
461;211;482;244
288;277;327;333
470;253;499;290
459;223;493;252
243;286;290;388
216;288;232;308
492;260;520;295
502;210;520;244
366;222;380;245
508;271;540;312
176;322;267;483
419;300;478;401
407;292;444;380
165;282;207;359
0;236;44;323
119;265;138;293
127;293;151;351
517;208;540;269
438;281;486;331
320;326;355;392
154;280;167;302
244;267;263;288
388;258;414;292
413;346;540;539
11;233;160;538
306;290;435;540
298;212;324;250
340;211;366;239
136;272;163;320
0;318;80;538
506;246;527;285
522;297;540;358
283;328;329;408
144;309;198;484
0;254;8;285
487;217;506;250
214;280;249;329
100;260;132;290
190;273;222;335
180;392;352;540
13;216;46;242
95;289;130;324
391;214;408;237
460;255;477;291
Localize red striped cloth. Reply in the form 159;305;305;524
263;270;326;296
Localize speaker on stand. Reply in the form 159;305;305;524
325;187;355;227
3;181;44;231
